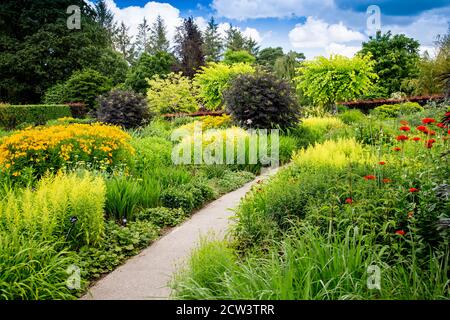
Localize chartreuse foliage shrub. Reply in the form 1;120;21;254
292;117;348;147
0;123;134;179
147;72;198;115
223;50;256;65
0;104;72;129
225;72;300;129
372;102;424;119
194;63;255;111
0;173;105;247
96;89;151;129
338;109;366;124
295;55;377;110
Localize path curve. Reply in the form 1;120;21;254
81;167;279;300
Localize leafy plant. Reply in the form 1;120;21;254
224;71;300;129
147;72;198;115
97;89;150;129
0;104;72;129
223;50;256;65
372;102;424;119
194;62;255;111
136;207;187;227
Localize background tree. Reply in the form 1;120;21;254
0;0;112;103
114;22;136;65
174;17;205;78
295;55;377;112
136;18;151;54
225;26;247;52
359;31;420;95
274;51;305;81
93;0;117;44
125;51;175;95
148;15;170;54
243;38;260;56
257;47;285;70
203;17;223;63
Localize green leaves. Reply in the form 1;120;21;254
295;54;377;110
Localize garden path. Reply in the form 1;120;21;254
81;167;279;300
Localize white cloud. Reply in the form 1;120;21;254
104;0;183;42
325;43;361;57
212;0;334;20
216;23;263;44
194;16;208;32
289;17;365;48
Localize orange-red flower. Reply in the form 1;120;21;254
417;125;427;132
383;178;392;183
422;118;436;124
364;175;376;180
411;137;421;141
395;230;406;236
437;123;446;128
345;198;353;204
396;135;409;141
400;120;409;125
393;147;401;151
379;161;386;165
399;126;410;131
425;139;436;148
409;187;419;193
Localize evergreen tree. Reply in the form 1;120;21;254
203;17;223;62
136;17;151;54
244;37;260;56
149;15;170;54
114;22;136;65
174;17;205;78
93;0;117;44
225;26;246;52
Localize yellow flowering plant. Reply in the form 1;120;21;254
0;123;134;178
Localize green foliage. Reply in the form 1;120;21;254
273;51;305;82
257;47;285;70
147;72;199;115
0;0;112;104
88;49;129;87
224;72;300;129
0;233;80;300
136;207;187;228
79;220;159;279
97;89;150;129
0;173;106;247
372;102;424;119
295;55;377;110
223;50;256;65
105;176;141;221
65;69;112;111
161;187;195;212
359;31;420;95
194;63;255;111
125;52;175;95
203;17;223;63
42;84;68;105
0;104;71;129
338;109;366;124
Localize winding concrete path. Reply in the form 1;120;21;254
81;167;278;300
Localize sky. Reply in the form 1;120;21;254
102;0;450;59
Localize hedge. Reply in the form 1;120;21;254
0;104;86;129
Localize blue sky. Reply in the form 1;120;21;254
106;0;450;58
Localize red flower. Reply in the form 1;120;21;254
422;118;436;124
395;230;406;236
448;130;450;134
345;198;353;204
379;161;386;165
409;187;419;193
425;139;436;148
393;147;401;152
417;125;427;132
428;130;436;136
400;120;409;125
396;135;409;141
411;137;421;141
427;139;436;144
399;126;410;131
437;123;446;128
446;111;450;116
383;178;392;183
364;175;376;180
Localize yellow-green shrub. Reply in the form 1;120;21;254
0;123;134;178
0;172;105;246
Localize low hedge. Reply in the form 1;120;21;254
0;104;86;129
